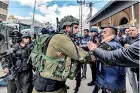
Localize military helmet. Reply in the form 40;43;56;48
76;34;83;38
20;29;34;39
41;27;56;34
90;28;98;33
10;29;21;37
59;15;79;29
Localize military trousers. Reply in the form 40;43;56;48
7;70;33;93
89;62;97;82
81;64;87;77
75;63;82;92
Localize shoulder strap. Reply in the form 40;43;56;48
68;36;80;59
42;33;63;54
42;34;54;54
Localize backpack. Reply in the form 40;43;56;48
30;34;54;72
30;33;79;80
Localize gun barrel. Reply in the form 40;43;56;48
0;51;8;59
0;48;15;59
0;51;7;56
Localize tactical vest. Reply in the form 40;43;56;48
31;34;79;81
12;43;33;72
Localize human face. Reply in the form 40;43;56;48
91;32;97;37
125;28;130;35
101;28;113;40
77;38;81;41
117;30;122;37
129;27;138;37
72;24;79;35
84;31;89;36
22;37;30;44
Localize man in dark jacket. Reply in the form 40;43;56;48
87;35;139;67
92;26;126;93
124;26;139;93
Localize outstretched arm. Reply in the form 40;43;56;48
88;41;139;67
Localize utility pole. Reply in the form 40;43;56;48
88;2;92;30
81;2;83;35
77;0;85;35
32;0;36;32
86;1;102;30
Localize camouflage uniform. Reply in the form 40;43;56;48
32;16;91;93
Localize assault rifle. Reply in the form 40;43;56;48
0;48;22;93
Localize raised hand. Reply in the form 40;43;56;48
87;41;97;51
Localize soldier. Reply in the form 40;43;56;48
74;34;83;93
32;15;92;93
9;29;22;46
1;30;34;93
87;28;99;86
81;29;90;80
75;34;83;46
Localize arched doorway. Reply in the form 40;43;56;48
113;11;130;26
119;17;128;25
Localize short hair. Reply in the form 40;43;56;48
84;29;89;32
104;26;118;35
130;26;138;29
124;28;129;30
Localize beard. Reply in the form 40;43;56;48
68;31;73;37
84;35;89;37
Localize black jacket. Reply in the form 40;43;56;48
93;39;139;67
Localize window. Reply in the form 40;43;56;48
0;1;8;10
0;13;6;20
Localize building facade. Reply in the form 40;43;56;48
0;0;9;22
89;1;139;29
6;18;44;27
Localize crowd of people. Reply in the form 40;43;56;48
0;15;139;93
74;26;139;93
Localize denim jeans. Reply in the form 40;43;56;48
128;68;139;93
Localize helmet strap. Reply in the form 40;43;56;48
68;25;74;37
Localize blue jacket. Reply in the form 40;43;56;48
97;38;126;91
82;35;90;42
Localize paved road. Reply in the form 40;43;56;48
0;64;133;93
66;65;133;93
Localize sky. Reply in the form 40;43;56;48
8;0;110;27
